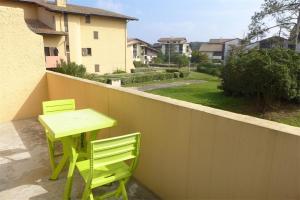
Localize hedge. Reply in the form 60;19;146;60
131;67;156;73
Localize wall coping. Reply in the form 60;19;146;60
46;70;300;137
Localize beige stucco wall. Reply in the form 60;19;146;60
47;71;300;200
0;1;37;19
67;14;129;74
0;6;48;123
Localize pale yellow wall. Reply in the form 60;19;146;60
0;1;37;19
127;46;135;71
47;71;300;200
43;35;66;61
68;14;82;64
75;15;127;74
37;7;56;30
0;6;48;123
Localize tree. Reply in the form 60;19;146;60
191;51;209;64
248;0;300;48
221;48;300;111
171;54;189;67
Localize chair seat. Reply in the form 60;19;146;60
76;160;132;188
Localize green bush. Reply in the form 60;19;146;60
221;48;300;109
174;72;180;78
131;67;155;73
54;61;86;77
197;63;223;77
166;69;180;73
179;69;190;78
133;61;148;68
113;69;126;74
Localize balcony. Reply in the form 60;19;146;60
2;6;300;199
0;118;158;199
1;71;300;199
45;56;61;68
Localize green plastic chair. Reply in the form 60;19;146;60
42;99;76;171
76;132;141;200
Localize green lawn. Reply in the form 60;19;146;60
147;72;300;127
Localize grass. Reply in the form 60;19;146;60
146;72;300;127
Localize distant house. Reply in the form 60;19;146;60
127;38;159;64
157;37;192;57
199;38;241;63
246;36;291;50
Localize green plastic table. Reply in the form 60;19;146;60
38;109;117;200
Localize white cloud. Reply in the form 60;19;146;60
95;0;124;12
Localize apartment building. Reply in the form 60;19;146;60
0;0;136;74
127;38;158;64
156;37;192;57
199;38;241;63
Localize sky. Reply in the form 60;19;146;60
68;0;264;43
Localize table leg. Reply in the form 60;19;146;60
63;137;79;200
49;138;69;180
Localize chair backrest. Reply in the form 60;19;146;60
42;99;75;115
89;132;141;174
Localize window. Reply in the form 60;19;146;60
93;31;99;39
95;64;100;72
85;15;91;23
44;47;58;56
82;48;92;56
213;52;223;57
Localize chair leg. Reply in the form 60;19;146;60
46;137;56;171
120;180;128;200
81;184;92;200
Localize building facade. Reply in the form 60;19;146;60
199;38;241;63
0;0;136;74
157;37;191;57
127;38;158;64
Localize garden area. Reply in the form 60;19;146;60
52;48;300;128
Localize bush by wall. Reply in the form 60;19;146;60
54;61;86;77
221;48;300;110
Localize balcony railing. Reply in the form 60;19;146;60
2;71;300;199
45;56;60;68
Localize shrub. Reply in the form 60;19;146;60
113;69;126;74
174;72;180;78
166;69;180;73
179;70;190;78
131;67;155;73
54;61;86;77
133;61;148;68
221;48;300;110
197;63;223;77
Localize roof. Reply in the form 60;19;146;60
158;37;187;43
127;38;159;52
25;19;67;35
209;38;235;43
199;43;224;52
127;38;151;46
15;0;137;20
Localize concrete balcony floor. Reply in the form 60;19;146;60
0;119;159;200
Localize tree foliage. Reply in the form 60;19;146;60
248;0;300;45
191;51;209;64
221;48;300;111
